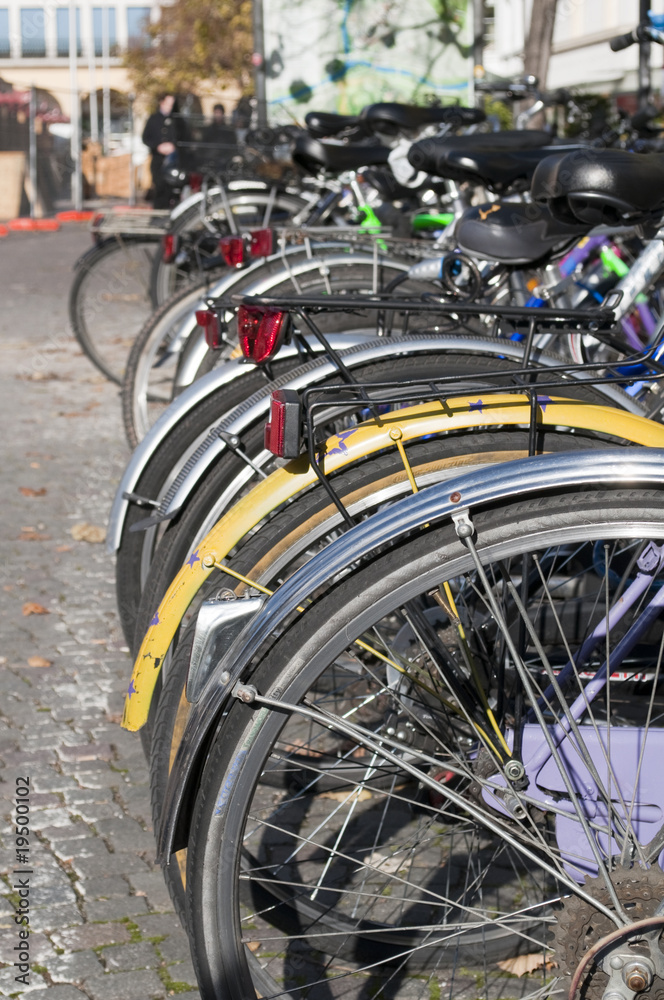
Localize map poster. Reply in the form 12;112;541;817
263;0;473;123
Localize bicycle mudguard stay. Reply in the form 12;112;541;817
172;250;411;390
149;447;664;861
107;335;646;554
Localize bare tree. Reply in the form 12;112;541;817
523;0;558;89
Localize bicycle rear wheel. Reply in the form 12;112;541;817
186;485;664;999
150;429;612;927
69;236;157;384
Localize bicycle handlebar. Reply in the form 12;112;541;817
610;23;664;51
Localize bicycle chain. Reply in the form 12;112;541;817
553;864;664;1000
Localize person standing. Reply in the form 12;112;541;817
142;93;186;209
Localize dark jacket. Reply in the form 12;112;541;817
142;111;188;177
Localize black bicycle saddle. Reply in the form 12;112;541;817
305;111;365;139
456;200;588;265
532;148;664;226
291;135;391;174
362;102;485;135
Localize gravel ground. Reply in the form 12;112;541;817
0;227;200;1000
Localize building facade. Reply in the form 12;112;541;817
0;0;156;117
484;0;664;100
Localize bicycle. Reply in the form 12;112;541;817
154;445;664;999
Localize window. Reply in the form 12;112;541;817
92;7;117;56
0;8;9;56
56;7;81;56
126;6;150;47
21;7;45;57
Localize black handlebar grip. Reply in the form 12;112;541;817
610;30;636;51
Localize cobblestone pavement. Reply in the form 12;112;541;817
0;228;200;1000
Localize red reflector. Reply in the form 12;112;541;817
162;233;178;263
189;172;203;193
237;306;287;363
264;389;302;458
219;235;245;267
195;309;222;349
249;228;273;258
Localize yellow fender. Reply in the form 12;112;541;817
123;393;664;730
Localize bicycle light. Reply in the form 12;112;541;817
264;389;302;458
219;236;245;268
249;228;273;258
162;234;179;263
195;309;223;349
237;305;289;363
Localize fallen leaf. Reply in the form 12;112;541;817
0;656;7;664
19;530;51;541
30;462;40;468
26;655;52;668
19;486;47;497
55;544;72;552
246;942;261;953
70;523;106;543
3;585;13;592
497;953;555;977
106;712;122;724
364;850;405;873
22;602;50;616
16;372;58;382
321;789;373;803
134;890;147;897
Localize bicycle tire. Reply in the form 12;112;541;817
186;485;664;999
69;236;158;384
150;428;614;927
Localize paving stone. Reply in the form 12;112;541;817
58;744;114;763
126;874;172;913
26;988;89;1000
165;958;198;989
101;942;160;972
47;948;105;984
51;922;131;952
30;884;78;908
74;877;131;901
0;966;47;993
39;822;93;843
70;851;150;879
85;895;149;922
133;913;184;940
94;818;154;854
84;969;166;1000
32;808;75;830
29;904;84;932
61;788;115;807
70;802;125;824
25;793;62;810
0;929;58;964
155;931;190;966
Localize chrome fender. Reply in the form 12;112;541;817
157;447;664;860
